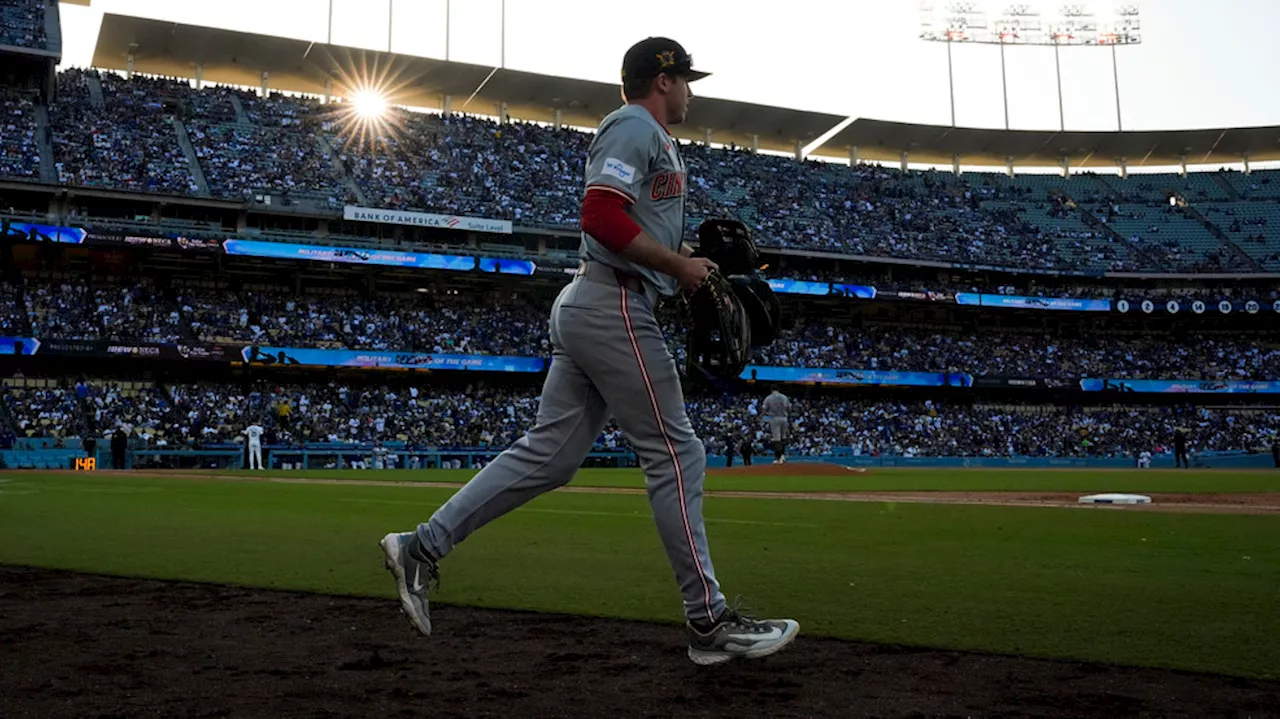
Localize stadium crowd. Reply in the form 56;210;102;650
49;71;201;195
24;280;185;343
0;95;40;179
3;70;1277;272
749;324;1280;381
4;379;171;443
2;277;1279;382
0;0;46;50
0;282;25;335
5;378;1279;460
333;112;588;228
688;395;1280;460
178;287;551;355
188;121;344;204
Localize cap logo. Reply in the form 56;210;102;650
656;50;676;69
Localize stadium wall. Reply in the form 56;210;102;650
4;446;1273;472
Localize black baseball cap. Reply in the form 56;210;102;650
621;37;710;83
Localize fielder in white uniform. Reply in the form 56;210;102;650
243;423;265;470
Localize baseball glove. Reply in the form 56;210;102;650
694;219;781;348
684;269;752;381
695;218;761;274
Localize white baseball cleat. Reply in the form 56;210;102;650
686;609;800;665
379;531;439;637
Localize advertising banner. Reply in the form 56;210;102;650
765;280;876;298
766;279;830;296
0;337;39;355
972;377;1055;389
881;290;957;303
222;239;477;271
956;292;1110;311
33;339;240;361
478;257;537;275
88;233;222;252
1079;378;1280;394
0;220;86;244
742;365;973;387
240;346;545;372
343;206;512;234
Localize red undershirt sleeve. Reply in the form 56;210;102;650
581;187;643;253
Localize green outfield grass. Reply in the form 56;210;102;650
200;466;1280;494
1;470;1277;678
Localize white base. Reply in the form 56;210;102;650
1078;493;1152;505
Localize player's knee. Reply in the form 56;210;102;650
543;454;581;483
679;438;706;478
522;437;586;483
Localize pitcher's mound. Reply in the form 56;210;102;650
709;462;868;477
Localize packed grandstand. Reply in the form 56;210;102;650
2;15;1280;467
0;68;1274;273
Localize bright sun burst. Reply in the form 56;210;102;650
352;89;389;120
321;52;421;155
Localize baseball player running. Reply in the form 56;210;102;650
380;37;798;665
762;387;790;464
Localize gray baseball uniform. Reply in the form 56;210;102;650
579;104;685;297
763;391;790;441
413;103;726;623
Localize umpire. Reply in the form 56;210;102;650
1174;427;1190;469
110;427;129;470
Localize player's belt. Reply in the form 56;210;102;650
576;260;645;295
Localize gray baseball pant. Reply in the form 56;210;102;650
415;267;727;623
770;417;788;442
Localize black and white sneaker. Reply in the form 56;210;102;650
686;608;800;665
379;531;439;637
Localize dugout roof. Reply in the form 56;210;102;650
90;14;845;155
810;118;1280;169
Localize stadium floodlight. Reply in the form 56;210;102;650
920;2;1142;131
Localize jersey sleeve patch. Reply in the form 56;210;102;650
601;157;639;185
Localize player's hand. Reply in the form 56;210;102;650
676;256;718;293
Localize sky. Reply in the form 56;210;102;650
56;0;1280;158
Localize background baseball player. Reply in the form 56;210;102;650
762;387;791;464
242;421;265;470
380;37;798;665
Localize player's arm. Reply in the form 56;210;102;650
618;231;704;282
580;119;713;290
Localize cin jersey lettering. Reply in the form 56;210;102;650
650;171;686;201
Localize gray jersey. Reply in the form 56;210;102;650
762;392;790;420
580;104;687;297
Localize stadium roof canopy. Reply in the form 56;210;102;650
90;14;845;155
810;118;1280;170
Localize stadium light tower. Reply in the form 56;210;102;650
920;2;1142;132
